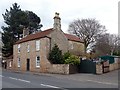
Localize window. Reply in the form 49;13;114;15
18;44;21;53
9;61;11;67
27;44;30;52
36;40;40;51
36;56;40;68
18;58;20;67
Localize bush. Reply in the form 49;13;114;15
48;44;64;64
63;52;80;65
63;52;71;60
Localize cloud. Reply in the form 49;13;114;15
0;0;118;34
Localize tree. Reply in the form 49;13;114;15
94;33;111;56
68;18;106;53
109;34;120;56
25;11;43;34
48;44;64;64
2;3;42;58
94;33;120;56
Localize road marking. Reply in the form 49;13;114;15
17;79;30;83
41;83;60;88
87;80;118;86
9;77;30;83
9;77;18;80
0;75;4;77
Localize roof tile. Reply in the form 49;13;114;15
15;28;83;44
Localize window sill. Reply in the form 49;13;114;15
36;66;40;68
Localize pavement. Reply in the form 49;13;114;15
1;69;119;89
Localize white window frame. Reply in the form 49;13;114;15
18;58;20;67
9;61;11;67
27;44;30;52
18;44;21;53
36;56;40;68
36;40;40;51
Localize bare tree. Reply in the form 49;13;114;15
95;33;111;56
95;33;120;56
68;18;106;53
109;34;120;55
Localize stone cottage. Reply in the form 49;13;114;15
12;13;84;73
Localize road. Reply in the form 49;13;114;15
1;69;119;89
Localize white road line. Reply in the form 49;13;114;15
87;80;118;86
9;77;30;83
17;79;30;83
40;83;60;88
0;75;4;77
9;77;18;80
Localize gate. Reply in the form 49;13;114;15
79;60;96;74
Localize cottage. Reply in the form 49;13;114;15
12;13;84;73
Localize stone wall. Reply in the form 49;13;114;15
68;41;84;56
13;37;52;73
48;64;78;74
109;63;119;71
96;63;103;75
48;29;69;54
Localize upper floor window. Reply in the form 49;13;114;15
36;40;40;51
18;44;21;53
36;56;40;68
27;44;30;52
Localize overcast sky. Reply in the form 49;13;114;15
0;0;119;34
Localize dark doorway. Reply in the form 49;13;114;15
26;59;30;71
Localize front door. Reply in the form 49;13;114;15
26;59;30;71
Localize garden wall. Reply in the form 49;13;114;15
48;64;78;74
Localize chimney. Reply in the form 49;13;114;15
53;12;61;31
23;28;29;38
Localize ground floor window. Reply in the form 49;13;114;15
36;56;40;68
9;61;11;67
18;58;20;67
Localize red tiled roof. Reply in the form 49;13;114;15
15;28;53;44
15;28;83;44
64;33;83;43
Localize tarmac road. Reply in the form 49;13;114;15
1;69;119;89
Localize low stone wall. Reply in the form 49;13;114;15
109;63;119;71
96;63;103;75
48;64;78;74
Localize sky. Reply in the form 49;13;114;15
0;0;119;34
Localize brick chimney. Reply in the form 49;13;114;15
53;12;61;31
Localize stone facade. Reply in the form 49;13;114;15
12;13;85;74
68;41;84;56
13;37;52;73
48;29;69;54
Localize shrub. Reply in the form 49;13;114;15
48;44;64;64
63;52;80;65
63;52;71;60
